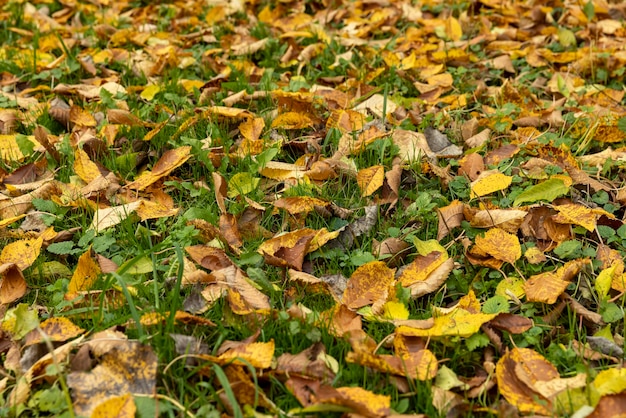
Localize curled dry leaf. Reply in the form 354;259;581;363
525;259;589;304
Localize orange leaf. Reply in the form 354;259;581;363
342;261;395;309
126;146;192;190
524;259;588;304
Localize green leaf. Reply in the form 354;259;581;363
513;178;568;206
553;240;582;259
47;241;78;255
601;302;623;323
583;0;595;21
617;116;626;133
557;28;576;48
228;172;259;198
3;303;40;339
32;198;58;213
483;295;510;314
118;255;154;274
15;134;35;157
465;333;490;351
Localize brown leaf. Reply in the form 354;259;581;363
458;153;484;181
258;228;326;270
469;208;527;233
436;200;465;240
67;341;156;417
489;313;533;334
0;263;27;304
185;245;233;271
588;393;626;418
276;343;336;383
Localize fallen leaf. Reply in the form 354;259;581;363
343;261;395;310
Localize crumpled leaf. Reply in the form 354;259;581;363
525;259;588;304
496;347;561;415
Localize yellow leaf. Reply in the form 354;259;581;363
0;236;43;271
271;111;313;130
396;300;496;338
596;265;617;299
446;16;463;41
89;201;142;232
399;251;448;287
553;203;610;232
177;79;205;93
346;349;437;380
91;393;136;418
356;165;384;197
140;84;161;101
74;148;101;184
594;368;626;396
273;196;328;215
335;387;390;417
495;276;526;301
239;117;265;141
474;228;521;264
470;170;512;198
199;340;275;369
382;301;409;320
66;247;102;299
24;317;84;346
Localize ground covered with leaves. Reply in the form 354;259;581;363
1;0;626;416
